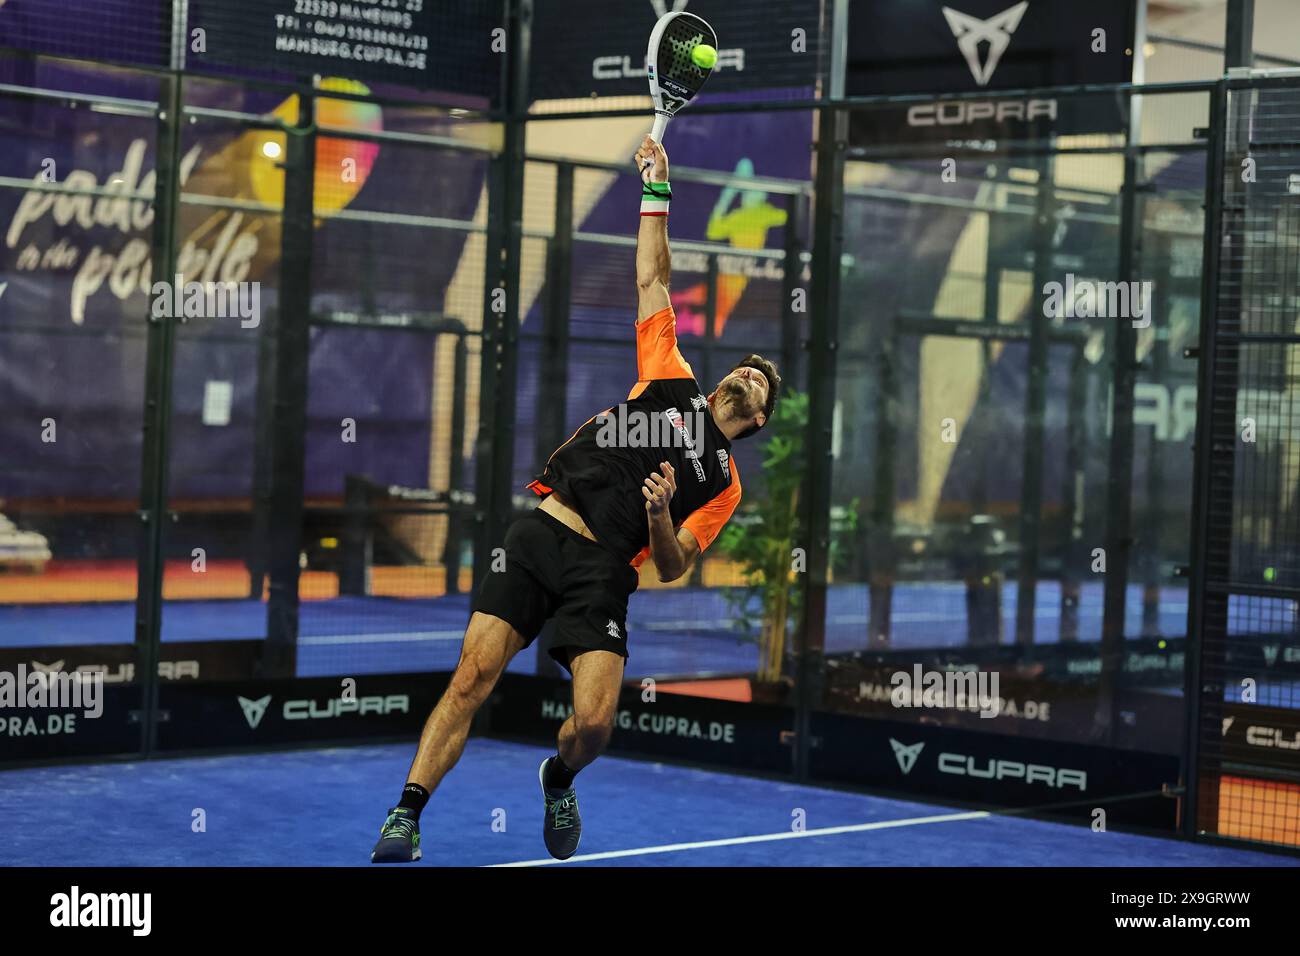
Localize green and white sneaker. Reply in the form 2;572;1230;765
371;807;422;863
539;758;582;860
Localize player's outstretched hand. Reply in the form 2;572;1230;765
643;461;676;516
634;135;669;184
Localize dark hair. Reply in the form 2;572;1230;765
731;353;781;440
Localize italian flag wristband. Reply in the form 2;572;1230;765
641;180;671;216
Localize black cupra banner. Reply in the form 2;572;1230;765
847;0;1138;146
812;710;1180;828
186;0;501;97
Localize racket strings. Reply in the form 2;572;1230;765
659;20;714;90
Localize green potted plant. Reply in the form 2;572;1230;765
716;390;858;691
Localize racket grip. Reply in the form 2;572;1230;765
640;113;671;171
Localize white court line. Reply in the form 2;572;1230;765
298;630;464;646
487;809;992;867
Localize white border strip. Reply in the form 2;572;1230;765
488;810;991;867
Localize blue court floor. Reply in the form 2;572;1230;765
0;738;1294;867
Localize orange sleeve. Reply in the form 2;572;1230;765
681;459;742;554
635;305;695;381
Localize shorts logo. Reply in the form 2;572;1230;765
716;449;730;480
238;694;273;729
606;619;622;640
690;393;708;411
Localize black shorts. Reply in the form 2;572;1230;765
471;508;640;671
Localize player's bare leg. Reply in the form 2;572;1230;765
371;612;526;863
406;613;527;791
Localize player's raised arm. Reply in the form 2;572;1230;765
634;135;672;323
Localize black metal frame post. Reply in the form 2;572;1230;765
1060;339;1088;642
1014;154;1056;645
702;252;719;391
473;0;529;603
248;305;276;599
535;162;573;472
340;474;371;596
976;187;1001;515
780;193;805;387
792;0;850;781
1182;3;1252;836
1095;113;1144;743
444;331;470;595
474;158;507;588
686;252;721;592
1225;0;1255;71
132;73;184;755
532;159;572;676
796;116;848;780
1096;0;1152;735
263;90;316;676
867;322;898;650
1140;232;1175;636
1182;79;1231;839
969;178;1005;646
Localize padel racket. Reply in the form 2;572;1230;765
640;10;718;173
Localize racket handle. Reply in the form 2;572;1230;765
640;112;671;172
649;112;669;142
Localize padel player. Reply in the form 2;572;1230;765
371;136;780;862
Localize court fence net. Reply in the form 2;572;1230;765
1188;72;1300;850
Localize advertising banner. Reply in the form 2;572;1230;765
490;672;793;772
812;709;1179;827
847;0;1137;146
0;682;140;760
187;0;501;98
1219;703;1300;776
0;640;263;685
157;671;447;749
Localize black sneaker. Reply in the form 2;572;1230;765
370;807;422;863
538;757;582;860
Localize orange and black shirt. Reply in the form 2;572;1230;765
527;305;742;568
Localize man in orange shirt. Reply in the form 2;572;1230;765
372;136;780;863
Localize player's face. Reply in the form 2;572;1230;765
715;366;769;423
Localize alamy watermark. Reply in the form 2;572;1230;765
50;886;151;936
595;403;710;482
0;665;103;719
595;404;707;450
1042;273;1152;328
890;665;1001;719
151;275;260;328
